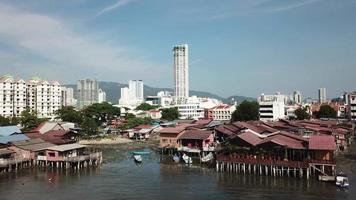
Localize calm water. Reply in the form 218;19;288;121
0;147;354;200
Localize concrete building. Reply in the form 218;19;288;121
146;91;173;107
176;103;204;120
98;88;106;103
61;87;76;107
0;75;27;117
205;104;236;121
76;79;99;109
318;88;327;104
293;91;302;104
258;93;286;122
173;44;189;104
129;80;144;102
119;80;144;106
345;92;356;121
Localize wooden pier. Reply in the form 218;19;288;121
0;157;33;173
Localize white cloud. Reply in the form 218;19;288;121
97;0;134;16
0;3;166;83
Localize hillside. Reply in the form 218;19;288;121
64;81;255;104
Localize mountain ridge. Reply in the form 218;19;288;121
65;81;256;104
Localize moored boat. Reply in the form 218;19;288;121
132;151;151;155
201;153;214;163
172;155;180;163
182;153;192;164
133;155;143;163
336;173;349;188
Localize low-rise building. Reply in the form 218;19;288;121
258;93;286;122
205;104;236;121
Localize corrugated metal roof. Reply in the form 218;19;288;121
43;143;86;152
12;138;55;151
178;130;212;140
0;126;22;136
237;131;262;146
0;134;29;144
309;135;336;150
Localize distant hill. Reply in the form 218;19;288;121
64;81;255;104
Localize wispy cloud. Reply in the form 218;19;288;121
97;0;134;16
0;2;166;83
260;0;321;13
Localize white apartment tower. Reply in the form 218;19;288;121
318;88;327;104
77;79;99;109
98;88;107;103
293;91;302;104
129;80;144;101
173;44;189;104
0;75;27;117
61;87;76;107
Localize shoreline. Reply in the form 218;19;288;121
78;137;133;145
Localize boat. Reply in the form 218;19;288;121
182;153;192;164
201;152;214;163
133;155;143;163
336;173;349;188
172;155;180;163
132;151;151;155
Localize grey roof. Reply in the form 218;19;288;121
206;120;224;128
0;134;29;144
11;138;55;151
0;126;22;136
43;143;86;152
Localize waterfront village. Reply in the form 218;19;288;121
1;45;356;186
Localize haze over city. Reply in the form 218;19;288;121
0;0;356;98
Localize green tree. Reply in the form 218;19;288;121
80;117;98;137
294;108;310;120
135;103;158;111
82;102;120;125
316;105;337;118
0;115;11;126
231;100;259;122
161;107;179;121
55;106;83;124
19;109;46;132
121;117;152;130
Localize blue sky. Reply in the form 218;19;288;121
0;0;355;99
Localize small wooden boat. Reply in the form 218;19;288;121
336;173;349;188
182;153;192;164
133;155;143;163
201;152;214;163
172;155;180;163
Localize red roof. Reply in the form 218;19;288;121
178;130;213;140
160;125;186;134
26;130;76;145
134;125;153;130
237;131;262;146
308;135;336;150
194;119;212;125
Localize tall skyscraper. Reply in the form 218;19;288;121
318;88;327;104
173;44;189;104
293;91;302;104
77;79;99;109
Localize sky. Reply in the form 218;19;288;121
0;0;355;99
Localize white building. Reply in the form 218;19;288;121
98;88;107;103
318;88;327;104
210;104;236;121
345;92;356;121
119;80;144;106
173;44;189;104
61;87;76;107
77;79;99;109
27;78;62;118
129;80;144;102
293;91;302;104
0;75;27;117
146;91;173;107
258;93;286;122
176;103;204;120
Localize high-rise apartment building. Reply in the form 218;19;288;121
318;88;327;104
98;88;107;103
61;87;76;107
77;79;99;109
173;44;189;104
293;91;302;104
0;75;61;118
119;80;144;106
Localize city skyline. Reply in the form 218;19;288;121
0;0;356;98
